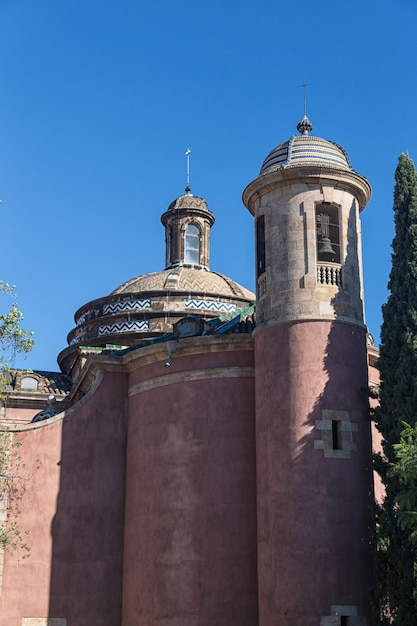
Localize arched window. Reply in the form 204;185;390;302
21;376;38;390
185;224;200;264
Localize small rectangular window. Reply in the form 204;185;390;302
332;420;341;450
341;617;349;626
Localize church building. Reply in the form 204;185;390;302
0;117;377;626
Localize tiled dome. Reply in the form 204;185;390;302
166;193;212;213
58;267;254;375
112;266;254;299
58;187;254;377
260;134;352;175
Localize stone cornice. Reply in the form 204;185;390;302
66;334;254;399
97;333;254;372
129;366;254;396
243;166;372;213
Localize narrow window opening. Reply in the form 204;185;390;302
316;203;341;264
185;224;200;264
166;228;172;266
332;420;341;450
341;617;349;626
256;215;266;277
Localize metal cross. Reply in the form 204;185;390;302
185;149;191;193
296;80;313;117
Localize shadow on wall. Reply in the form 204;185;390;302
293;200;375;622
47;371;128;625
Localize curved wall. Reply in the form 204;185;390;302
0;370;128;626
122;337;258;626
255;321;374;625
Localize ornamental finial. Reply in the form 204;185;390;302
297;115;313;135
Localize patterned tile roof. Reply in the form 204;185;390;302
260;134;352;175
167;193;212;213
111;266;255;300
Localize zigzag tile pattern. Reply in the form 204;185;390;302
184;299;237;313
103;299;151;315
99;321;150;336
111;267;254;300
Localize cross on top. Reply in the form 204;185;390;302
296;80;313;117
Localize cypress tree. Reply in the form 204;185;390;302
374;153;417;623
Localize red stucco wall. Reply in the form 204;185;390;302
0;371;128;626
254;320;374;626
122;347;259;626
0;331;378;626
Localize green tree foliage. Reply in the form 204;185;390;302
0;281;34;367
374;153;417;623
0;430;30;554
393;422;417;545
0;282;33;554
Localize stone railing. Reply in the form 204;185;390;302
317;263;342;287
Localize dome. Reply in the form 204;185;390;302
112;266;254;299
58;187;254;378
166;193;212;214
260;134;352;176
58;266;254;376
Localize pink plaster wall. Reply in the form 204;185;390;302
0;417;63;624
122;348;258;626
0;334;379;626
254;320;374;626
4;406;45;423
0;371;128;626
369;363;384;504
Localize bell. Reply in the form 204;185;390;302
318;236;336;257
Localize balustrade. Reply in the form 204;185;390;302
317;263;342;286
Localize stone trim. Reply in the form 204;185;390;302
320;604;366;625
121;334;254;371
22;617;67;626
129;366;254;396
314;409;358;459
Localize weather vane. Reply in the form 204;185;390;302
185;148;191;193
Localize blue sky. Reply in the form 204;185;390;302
0;0;415;371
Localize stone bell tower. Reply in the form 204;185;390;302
243;116;374;626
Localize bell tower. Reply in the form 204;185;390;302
243;117;374;626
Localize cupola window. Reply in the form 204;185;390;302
316;204;340;264
185;224;200;264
